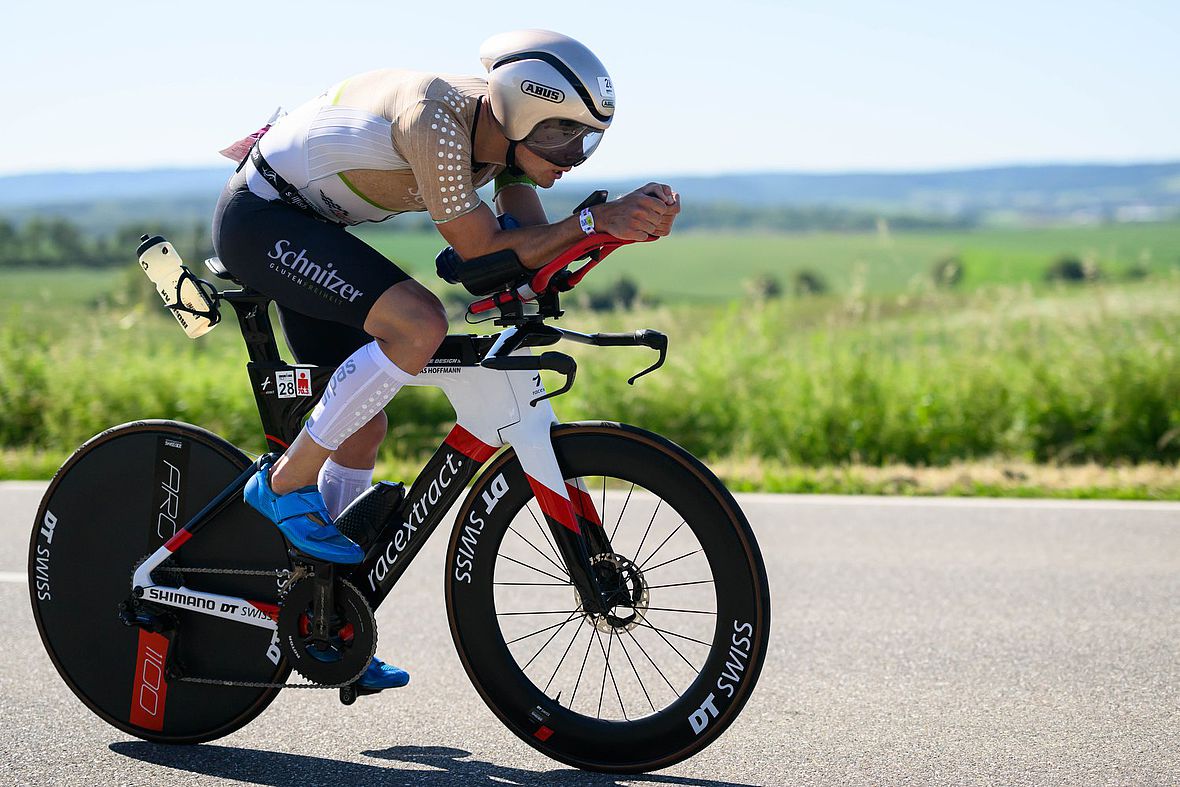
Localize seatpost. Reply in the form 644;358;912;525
221;291;284;365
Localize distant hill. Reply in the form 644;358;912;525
0;167;231;207
2;161;1178;230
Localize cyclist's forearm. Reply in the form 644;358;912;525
483;215;588;270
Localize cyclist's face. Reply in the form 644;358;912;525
514;144;572;188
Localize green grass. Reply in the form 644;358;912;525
355;221;1180;301
3;225;1179;495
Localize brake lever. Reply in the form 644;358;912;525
627;330;667;385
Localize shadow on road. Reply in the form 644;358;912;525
110;741;755;786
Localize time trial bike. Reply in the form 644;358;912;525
29;206;770;774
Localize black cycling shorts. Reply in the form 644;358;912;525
212;171;412;367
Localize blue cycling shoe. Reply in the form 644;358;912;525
358;657;410;690
244;463;364;564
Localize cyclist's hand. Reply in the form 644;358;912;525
594;184;678;241
640;183;680;237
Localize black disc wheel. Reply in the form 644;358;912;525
29;421;292;743
446;423;771;773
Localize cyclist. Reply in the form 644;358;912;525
211;29;679;690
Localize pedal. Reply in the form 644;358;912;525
334;481;406;550
339;682;383;705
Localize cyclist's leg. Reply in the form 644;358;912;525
272;280;448;496
214;176;441;558
276;307;387;518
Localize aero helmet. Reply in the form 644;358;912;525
480;29;615;167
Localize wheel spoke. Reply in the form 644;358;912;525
506;522;570;580
642;549;703;574
505;613;580;647
616;632;656;713
643;606;716;615
544;617;586;695
498;609;582;616
523;500;565;570
637;519;685;569
494;581;571;587
632;499;663;569
500;554;570;584
610;483;635;542
520;612;582;671
569;622;598;710
600;476;607;534
595;628;609;719
646;579;715;590
595;629;626;720
634;618;701;673
625;629;678;695
637;618;707;651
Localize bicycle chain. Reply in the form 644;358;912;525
176;676;351;690
147;564;355;690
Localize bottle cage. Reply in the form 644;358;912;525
165;267;223;325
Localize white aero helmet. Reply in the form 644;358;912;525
480;29;615;167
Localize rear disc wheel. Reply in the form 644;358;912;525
30;421;292;743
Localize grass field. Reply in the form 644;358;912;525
2;224;1179;497
355;221;1180;301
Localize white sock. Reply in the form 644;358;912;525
305;341;415;451
318;458;375;519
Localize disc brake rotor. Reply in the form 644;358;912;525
277;578;376;685
581;553;649;633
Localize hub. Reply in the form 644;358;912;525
580;553;649;633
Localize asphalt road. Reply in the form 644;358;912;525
2;481;1178;786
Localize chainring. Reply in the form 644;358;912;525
277;578;376;686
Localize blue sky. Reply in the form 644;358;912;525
1;0;1176;180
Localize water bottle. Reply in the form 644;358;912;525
136;235;219;338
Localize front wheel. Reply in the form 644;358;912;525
446;422;770;773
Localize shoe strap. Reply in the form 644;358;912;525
272;488;333;525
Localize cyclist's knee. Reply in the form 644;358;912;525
365;282;448;360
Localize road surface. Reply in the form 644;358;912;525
1;481;1177;785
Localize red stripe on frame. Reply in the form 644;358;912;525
444;425;497;462
566;482;602;527
265;434;290;449
129;630;170;731
527;475;580;533
163;529;192;552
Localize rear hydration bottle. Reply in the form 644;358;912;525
136;234;220;338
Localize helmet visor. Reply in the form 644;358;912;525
522;118;604;167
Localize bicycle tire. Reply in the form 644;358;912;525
446;422;770;773
29;420;292;744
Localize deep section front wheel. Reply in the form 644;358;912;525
446;422;771;773
30;420;292;743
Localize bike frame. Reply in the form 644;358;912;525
129;291;626;630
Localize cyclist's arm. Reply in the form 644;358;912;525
494;174;548;227
437;184;677;269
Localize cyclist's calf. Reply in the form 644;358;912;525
331;410;388;469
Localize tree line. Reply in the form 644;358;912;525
0;217;214;268
0;203;977;269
